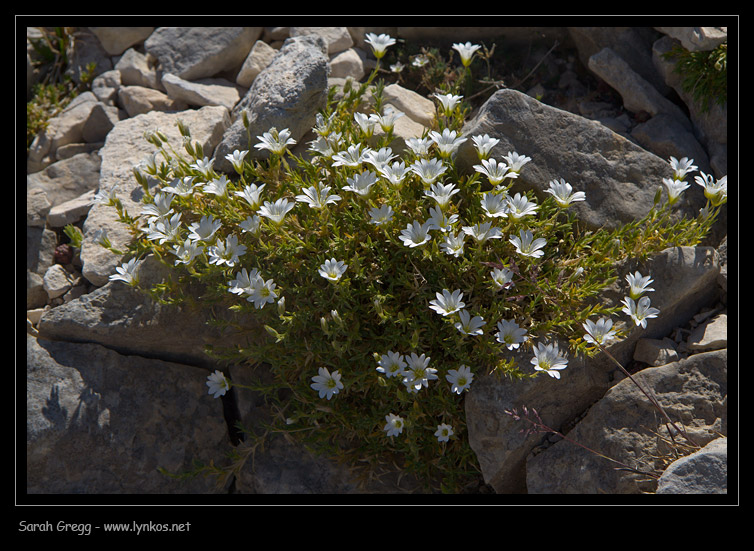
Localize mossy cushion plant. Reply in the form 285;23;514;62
100;34;727;493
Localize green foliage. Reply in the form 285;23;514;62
107;40;723;493
663;42;727;112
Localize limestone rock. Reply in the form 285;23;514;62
656;437;727;494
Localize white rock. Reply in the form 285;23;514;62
329;48;365;80
43;264;73;299
236;40;278;87
687;314;727;351
382;83;437;128
161;73;241;111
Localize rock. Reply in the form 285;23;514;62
290;26;354;55
161;73;243;111
633;337;679;366
118;85;187;117
46;189;97;228
26;152;102;208
89;26;154;56
26;188;51;227
236;40;278;87
81;102;122;143
382;83;436;128
43;264;73;300
630;113;711;175
525;349;727;493
655;27;727;52
144;27;262;81
214;34;330;172
456;89;707;230
80;105;230;287
114;47;161;90
27;335;230;493
687;314;727;352
656;437;727;494
329;48;366;80
90;69;122;105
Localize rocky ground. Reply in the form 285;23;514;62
24;25;731;497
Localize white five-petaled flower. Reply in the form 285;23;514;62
427;206;458;233
545;178;586;207
258;198;295;225
145;212;182;244
429;128;467;158
228;267;262;296
206;370;230;398
368;204;395;225
490;267;515;290
310;367;344;400
331;143;369;167
399;220;433;248
364;32;396;59
295;183;341;209
363;146;397;170
480;192;509;218
435;423;454;442
239;215;261;235
454;310;485;336
343;170;378;197
203;174;230;197
424;182;459;209
255;127;296;154
509;229;546;258
318;258;348;282
582;317;618;346
662;177;690;205
370;110;404;133
235;183;266;210
405;137;433;157
410;157;447;185
429;289;465;316
625;271;655;300
140;192;173;220
471;134;500;160
495;319;528;350
440;232;466;257
383;413;404;437
503;151;532;174
621;296;660;328
462;221;503;243
354;112;377;137
379;161;410;186
188;215;222;243
247;277;278;309
403;352;437;393
695;172;727;206
531;341;569;379
473;158;512;185
190;156;214;177
446;364;474;394
162;176;199;197
225;149;248;173
208;233;246;267
669;156;697;180
433;92;463;116
505;192;539;219
452;41;481;66
377;351;407;378
109;257;143;285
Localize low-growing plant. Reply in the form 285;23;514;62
99;34;727;493
662;41;727;113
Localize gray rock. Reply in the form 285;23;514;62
687;314;727;352
26;152;102;208
26;188;51;227
46;189;97;228
655;27;727;52
214;34;330;172
43;264;73;300
236;40;278;87
526;349;727;493
114;47;161;90
633;337;679;366
290;26;354;55
161;73;243;111
144;27;262;81
656;437;727;494
27;335;230;493
89;26;154;56
117;85;187;117
630;113;711;175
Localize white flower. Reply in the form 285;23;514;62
365;32;396;59
695;172;727;206
343;170;378;197
531;341;568;379
505;193;539;219
454;310;485;336
669;156;697;180
433;92;463;116
188;215;222;243
318;258;348;282
480;192;509;218
109;257;143;285
206;370;230;398
440;232;466;257
545;178;586;207
255;127;296;154
503;151;532;173
235;183;266;210
332;143;369;167
377;351;407;378
446;364;474;394
296;183;341;209
410;158;447;185
405;137;433;157
259;198;295;225
429;288;465;316
145;212;182;244
490;267;515;290
625;271;654;300
399;220;433;248
424;182;459;209
462;221;503;243
662;177;690;205
225;149;248;173
471;134;499;159
509;229;546;258
208;234;246;267
452;41;481;66
435;423;454;442
203;174;230;197
621;296;660;328
310;367;344;400
403;352;437;393
228;267;261;296
383;413;404;437
368;204;395;225
583;317;618;346
172;238;203;266
429;128;467;158
363;146;397;170
247;278;278;309
369;110;404;133
190;156;214;177
427;206;458;232
354;112;377;137
495;319;528;350
239;215;261;235
473;158;511;186
379;161;410;186
140;192;173;220
162;176;199;197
